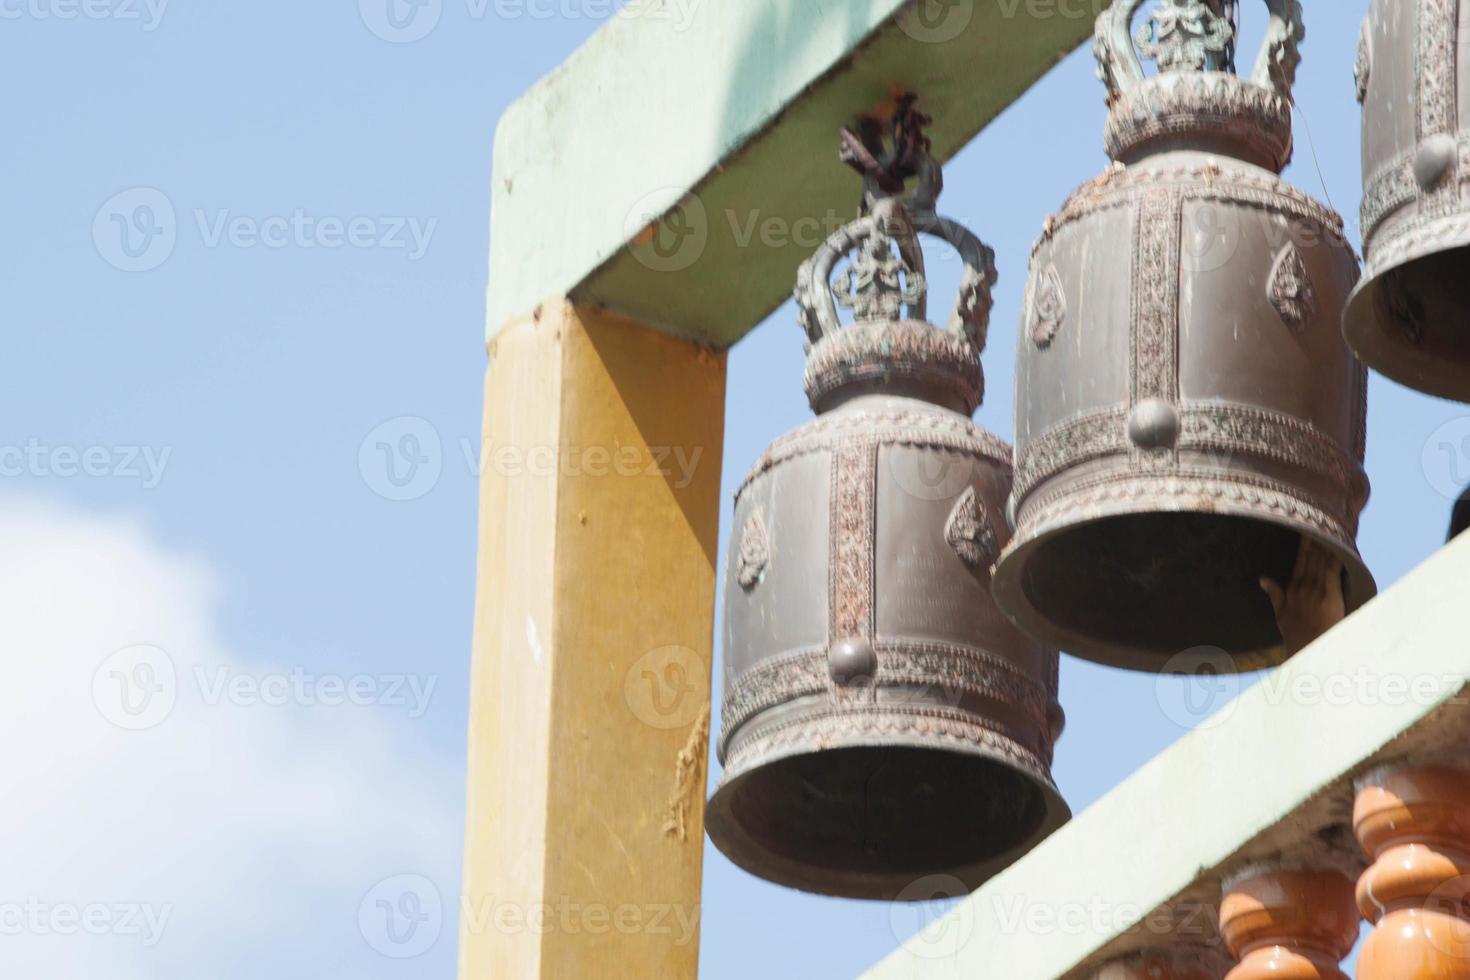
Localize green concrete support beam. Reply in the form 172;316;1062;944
487;0;1107;347
865;534;1470;980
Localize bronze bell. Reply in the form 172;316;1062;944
1346;0;1470;402
991;1;1375;673
704;107;1069;901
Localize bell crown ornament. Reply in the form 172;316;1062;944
1346;0;1470;402
705;101;1068;901
1094;0;1304;172
795;129;996;417
990;1;1374;673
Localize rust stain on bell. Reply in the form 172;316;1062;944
1346;0;1470;402
991;1;1375;673
704;104;1068;901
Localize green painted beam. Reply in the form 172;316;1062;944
864;534;1470;979
487;0;1107;347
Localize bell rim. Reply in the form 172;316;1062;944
992;487;1377;674
704;719;1070;902
1345;241;1470;405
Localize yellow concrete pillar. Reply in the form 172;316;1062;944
458;300;726;979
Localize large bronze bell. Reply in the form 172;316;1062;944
705;109;1069;901
991;1;1375;673
1346;0;1470;402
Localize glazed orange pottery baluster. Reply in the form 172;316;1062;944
1355;765;1470;979
1219;868;1358;979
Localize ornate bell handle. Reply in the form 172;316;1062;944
918;207;997;353
1249;0;1304;98
1094;0;1150;95
1094;0;1303;100
795;196;997;353
796;200;927;344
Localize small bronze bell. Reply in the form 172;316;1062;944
1346;0;1470;402
992;1;1375;672
704;106;1068;901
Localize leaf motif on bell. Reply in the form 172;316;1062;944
1268;242;1318;329
736;508;770;590
945;486;998;571
1029;263;1067;350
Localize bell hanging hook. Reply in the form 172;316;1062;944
837;95;942;218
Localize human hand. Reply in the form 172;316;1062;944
1260;537;1347;658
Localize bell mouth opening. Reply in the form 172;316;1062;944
995;512;1374;673
1348;245;1470;403
706;745;1057;901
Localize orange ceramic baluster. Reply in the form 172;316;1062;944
1219;868;1358;980
1355;765;1470;980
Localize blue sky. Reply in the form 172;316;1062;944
2;0;1464;977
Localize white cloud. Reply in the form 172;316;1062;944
0;499;462;978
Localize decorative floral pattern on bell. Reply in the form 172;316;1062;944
1134;0;1234;74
